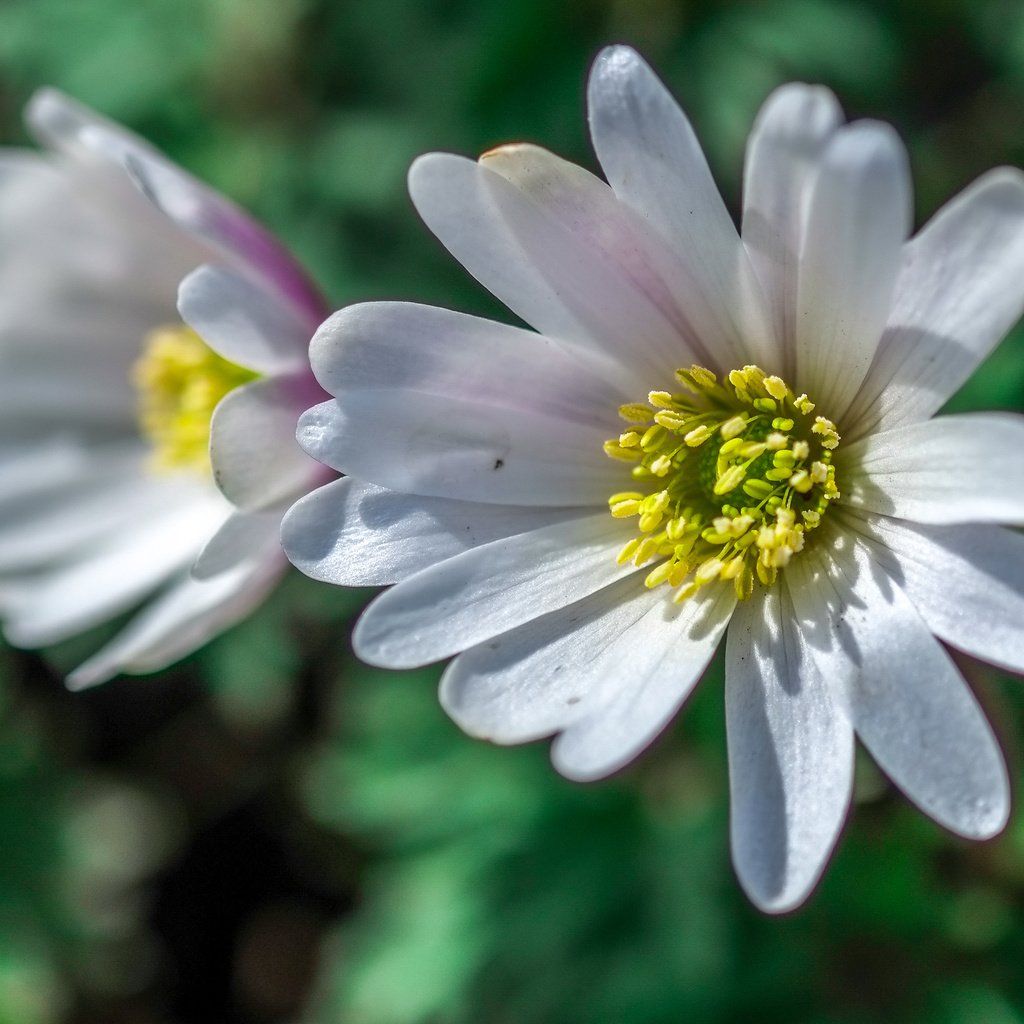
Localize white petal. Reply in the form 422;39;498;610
741;83;843;377
481;142;752;375
0;469;205;571
586;45;775;369
352;513;627;668
442;575;731;773
794;120;911;416
311;301;626;426
846;168;1024;438
725;584;853;914
0;494;228;647
789;535;1009;839
68;554;284;690
550;582;735;781
843;413;1024;524
282;477;581;586
210;376;322;511
410;152;683;391
297;393;618;507
192;505;285;581
843;510;1024;675
178;263;314;374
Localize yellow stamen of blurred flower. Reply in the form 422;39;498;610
133;324;258;474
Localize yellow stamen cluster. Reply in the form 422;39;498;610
604;364;840;602
133;325;258;474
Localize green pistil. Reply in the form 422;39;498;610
603;364;840;603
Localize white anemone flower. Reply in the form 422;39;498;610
0;90;328;688
283;46;1024;911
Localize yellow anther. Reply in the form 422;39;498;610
645;560;674;588
764;376;787;401
794;394;815;414
714;464;747;495
695;557;725;585
737;441;767;459
618;431;641;447
610;499;642;518
619;403;655;422
721;415;747;440
742;478;774;500
810;461;829;484
752;397;777;413
617;538;642;565
765;432;789;450
648;391;675;408
684;424;712;447
649;454;673;477
772;417;795;432
604;440;640;461
791;440;810;460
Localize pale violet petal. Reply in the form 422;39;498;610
178;263;314;374
789;535;1009;839
282;477;582;586
311;301;626;426
210;376;323;511
741;83;843;377
842;510;1024;675
68;554;285;690
297;393;618;507
846;168;1024;438
550;582;735;781
352;513;627;669
725;584;853;914
842;413;1024;524
794;120;911;417
586;45;775;369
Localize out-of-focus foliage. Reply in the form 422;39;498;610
0;0;1023;1022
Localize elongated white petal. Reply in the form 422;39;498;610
794;120;911;416
192;505;285;580
483;141;757;375
353;513;626;668
725;584;853;913
846;168;1024;438
843;413;1024;524
297;393;618;507
441;575;657;744
843;510;1024;675
789;537;1009;839
282;477;582;586
0;471;205;571
742;83;843;377
0;496;228;647
551;582;734;780
178;263;314;374
587;45;775;369
68;554;284;690
311;301;626;425
210;376;320;511
410;152;686;391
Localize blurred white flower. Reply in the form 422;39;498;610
0;91;328;688
283;46;1024;912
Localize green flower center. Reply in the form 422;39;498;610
603;364;841;602
133;325;259;475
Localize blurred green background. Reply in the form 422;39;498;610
1;0;1024;1021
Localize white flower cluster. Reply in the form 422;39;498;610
2;47;1023;911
